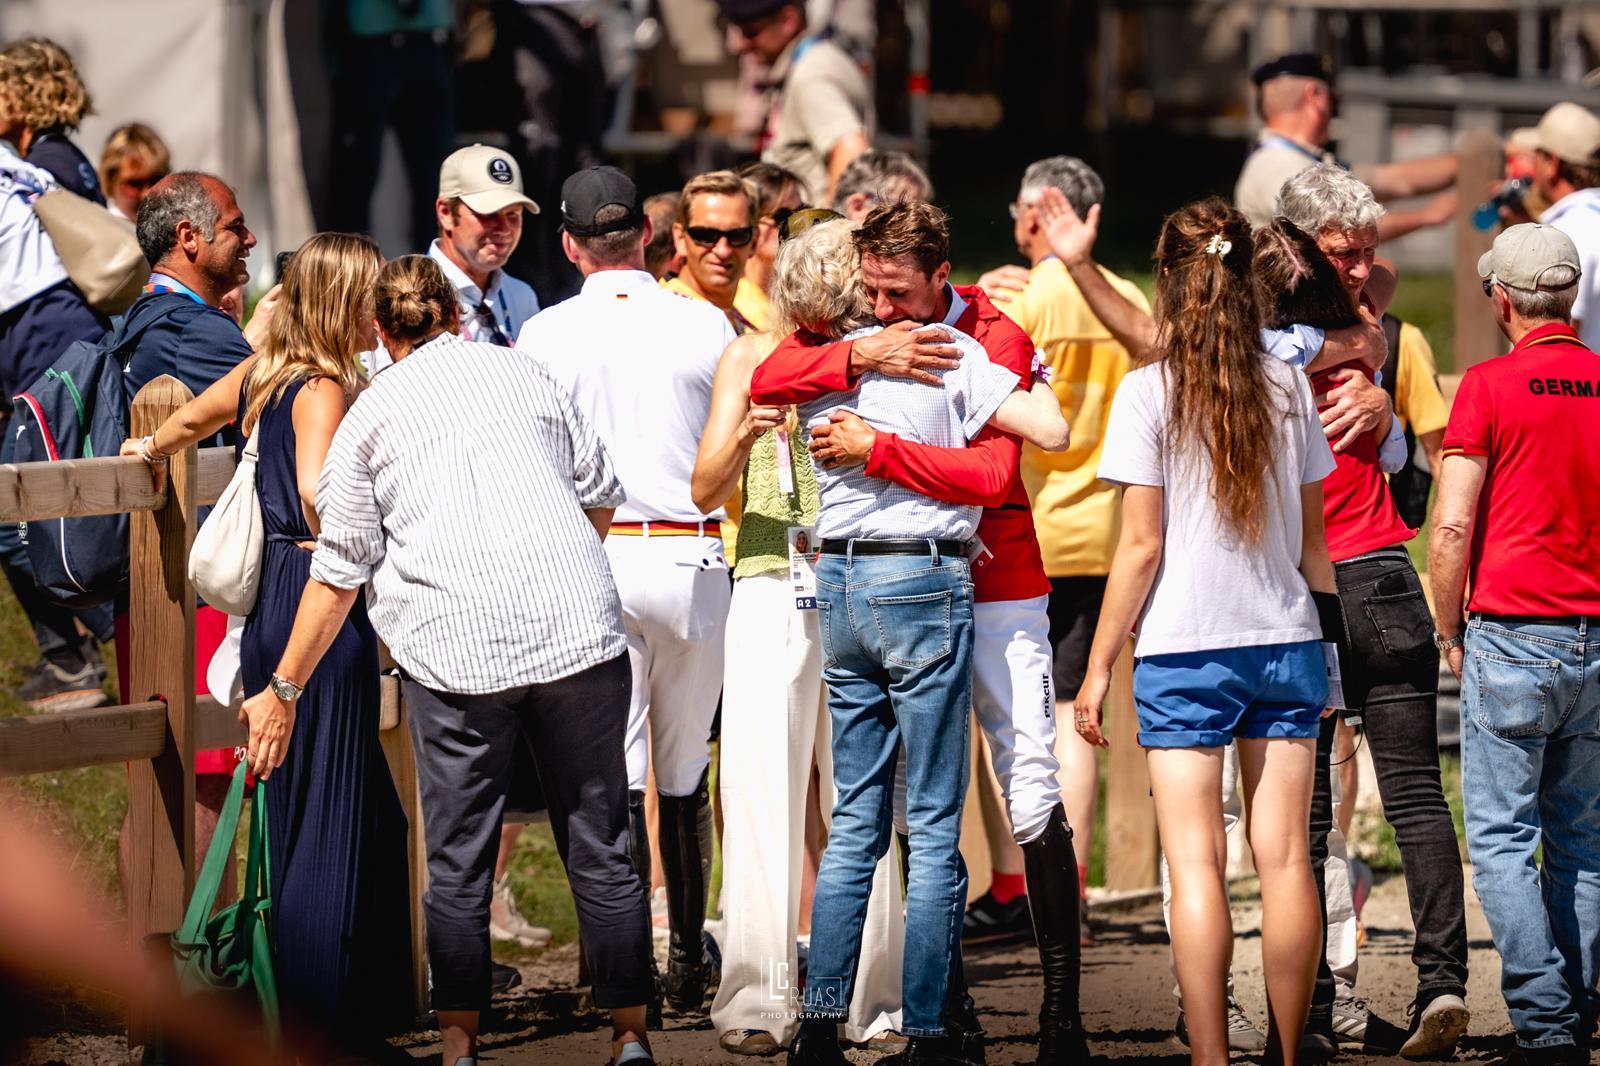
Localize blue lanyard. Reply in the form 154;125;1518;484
144;273;207;306
1255;132;1326;164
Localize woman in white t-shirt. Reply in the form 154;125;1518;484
1072;198;1339;1066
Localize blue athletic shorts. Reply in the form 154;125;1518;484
1133;641;1328;749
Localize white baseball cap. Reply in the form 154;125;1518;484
1477;223;1582;292
438;144;540;215
1530;103;1600;166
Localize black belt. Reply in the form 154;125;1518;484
819;538;967;556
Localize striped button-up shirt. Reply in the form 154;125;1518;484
309;333;628;693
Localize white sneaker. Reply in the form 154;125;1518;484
1400;993;1469;1060
490;874;551;948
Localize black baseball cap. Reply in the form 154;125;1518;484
1250;52;1334;87
559;166;644;237
714;0;794;23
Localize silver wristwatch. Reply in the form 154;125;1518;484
269;673;305;702
1433;631;1463;655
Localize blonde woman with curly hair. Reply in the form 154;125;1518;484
125;232;414;1052
694;210;907;1056
0;37;102;202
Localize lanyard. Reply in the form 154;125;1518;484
144;273;207;306
1253;132;1328;165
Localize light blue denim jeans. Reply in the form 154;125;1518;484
1461;615;1600;1049
803;546;974;1037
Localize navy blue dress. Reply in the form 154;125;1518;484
238;379;412;1037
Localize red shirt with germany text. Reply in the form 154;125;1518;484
1441;323;1600;616
1306;360;1416;562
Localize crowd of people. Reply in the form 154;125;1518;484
3;16;1600;1066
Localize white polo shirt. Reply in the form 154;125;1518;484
1541;187;1600;349
516;268;735;523
0;140;69;315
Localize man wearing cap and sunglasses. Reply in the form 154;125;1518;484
664;170;759;334
1526;102;1600;349
1430;222;1599;1066
517;166;738;1016
431;143;541;347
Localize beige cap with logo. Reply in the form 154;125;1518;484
1478;223;1581;291
1530;103;1600;165
439;144;540;215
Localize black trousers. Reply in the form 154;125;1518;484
1309;548;1468;1021
327;30;456;253
403;652;652;1011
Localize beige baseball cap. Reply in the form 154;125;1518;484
438;144;540;215
1530;102;1600;165
1477;223;1581;291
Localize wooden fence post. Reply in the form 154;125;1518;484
376;654;429;1019
1102;641;1158;891
125;376;199;946
1453;129;1506;372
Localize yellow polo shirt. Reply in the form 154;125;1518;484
994;258;1150;577
661;275;744;561
734;277;773;334
1394;322;1450;437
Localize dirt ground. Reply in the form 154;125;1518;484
13;866;1524;1065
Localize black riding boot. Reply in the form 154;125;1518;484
1023;804;1089;1064
623;788;663;1026
658;770;715;1012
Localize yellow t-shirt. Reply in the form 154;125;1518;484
996;258;1150;577
1393;322;1450;438
660;275;743;561
734;277;773;334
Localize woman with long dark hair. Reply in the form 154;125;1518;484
1073;199;1338;1066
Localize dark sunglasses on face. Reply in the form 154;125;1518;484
686;225;754;248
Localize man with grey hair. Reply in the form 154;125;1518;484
1431;223;1596;1066
831;148;933;221
1277;161;1472;1059
1235;52;1457;238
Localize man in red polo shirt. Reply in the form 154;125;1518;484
749;213;1087;1065
1275;164;1472;1059
1430;224;1600;1065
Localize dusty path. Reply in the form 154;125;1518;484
389;866;1516;1065
13;866;1521;1064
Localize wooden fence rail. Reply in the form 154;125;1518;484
0;376;434;1021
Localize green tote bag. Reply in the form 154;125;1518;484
145;761;280;1060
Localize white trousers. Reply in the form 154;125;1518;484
711;573;903;1043
893;596;1063;844
1159;742;1358;997
606;533;731;797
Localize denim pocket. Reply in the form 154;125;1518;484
1363;590;1436;663
1469;650;1559;738
868;589;953;670
816;600;837;670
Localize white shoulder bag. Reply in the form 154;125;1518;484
189;427;265;616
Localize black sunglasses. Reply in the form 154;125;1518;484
1482;278;1496;298
686;225;754;248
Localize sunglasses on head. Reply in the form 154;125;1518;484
686;225;754;248
768;205;811;232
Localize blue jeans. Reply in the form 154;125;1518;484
805;547;974;1037
1461;616;1600;1049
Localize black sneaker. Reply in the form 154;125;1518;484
1488;1045;1586;1066
491;961;522;994
18;658;107;712
961;890;1033;944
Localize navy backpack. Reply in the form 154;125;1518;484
11;300;187;607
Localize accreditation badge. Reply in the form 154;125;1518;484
787;524;818;610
